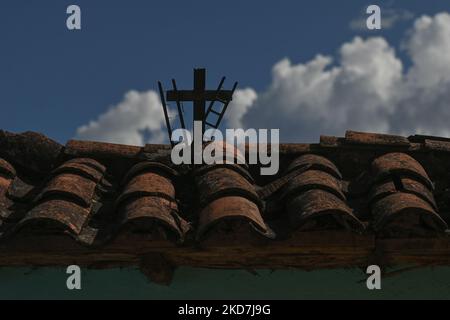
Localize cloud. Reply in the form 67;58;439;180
237;36;403;141
228;12;450;142
349;8;414;31
224;88;257;128
76;90;167;145
76;12;450;145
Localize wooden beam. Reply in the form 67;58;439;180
1;232;450;270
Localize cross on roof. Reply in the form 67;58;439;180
158;68;237;146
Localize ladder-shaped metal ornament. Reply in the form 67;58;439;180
157;81;174;147
157;80;187;147
158;69;237;146
204;78;238;130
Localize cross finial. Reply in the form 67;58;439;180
158;68;237;146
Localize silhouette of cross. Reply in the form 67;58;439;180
166;68;234;138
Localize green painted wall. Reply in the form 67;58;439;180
1;267;450;299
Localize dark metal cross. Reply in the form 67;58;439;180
160;68;236;142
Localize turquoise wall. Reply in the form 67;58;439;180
1;267;450;299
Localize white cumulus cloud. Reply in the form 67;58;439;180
225;88;257;128
239;36;402;141
76;12;450;145
76;90;167;145
232;12;450;142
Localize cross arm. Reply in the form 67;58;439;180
166;90;233;102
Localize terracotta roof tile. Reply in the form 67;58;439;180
195;165;260;208
371;193;446;236
281;154;364;233
424;139;450;152
194;164;270;242
2;130;450;280
344;130;410;147
287;189;364;232
120;196;188;241
118;168;175;203
281;170;345;202
20;199;91;236
371;152;433;189
115;161;188;242
0;158;16;179
0;130;62;174
319;135;340;147
197;196;272;242
0;158;15;221
368;152;446;237
285;154;342;179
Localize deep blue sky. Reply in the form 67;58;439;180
0;0;448;143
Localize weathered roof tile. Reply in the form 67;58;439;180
371;152;433;189
38;173;98;207
286;154;342;179
281;170;345;202
369;152;446;237
114;161;187;242
424;139;450;152
371;192;447;236
0;158;16;179
197;196;273;242
319;135;340;147
120;196;188;241
19;199;91;236
281;154;364;233
195;166;260;208
287;189;364;232
344;130;410;147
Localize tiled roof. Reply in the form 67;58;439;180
2;129;450;283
